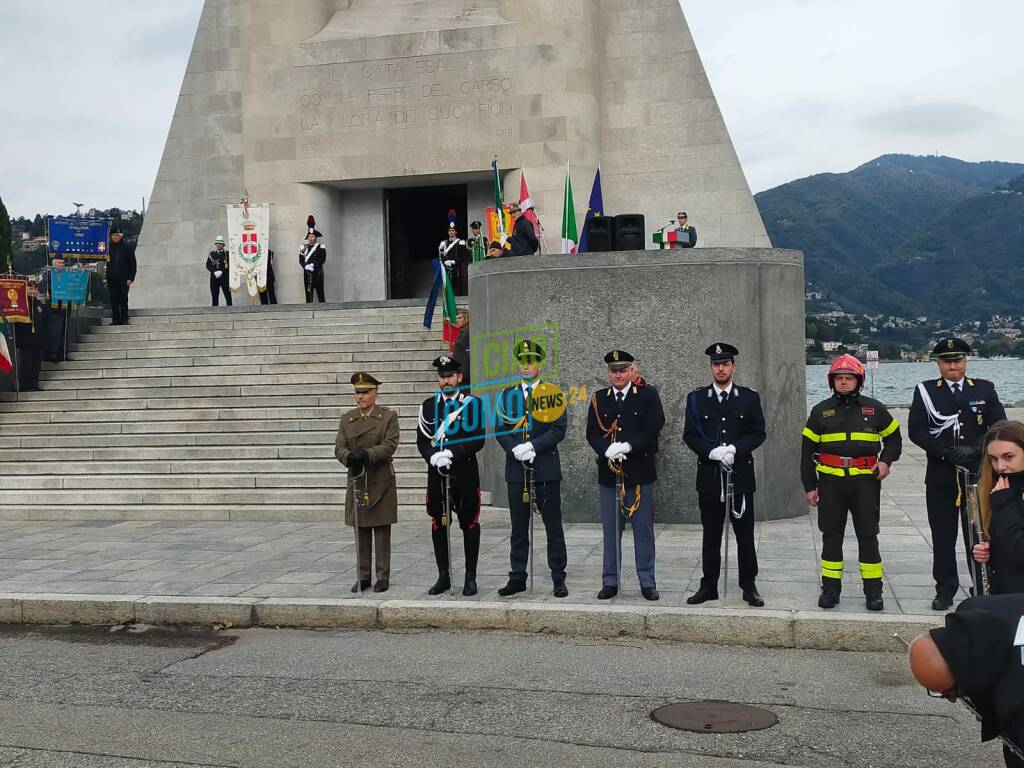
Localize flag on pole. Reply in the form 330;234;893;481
560;160;578;254
519;170;543;242
491;159;507;244
577;167;604;253
423;259;460;349
0;318;12;375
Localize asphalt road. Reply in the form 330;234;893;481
0;624;1004;767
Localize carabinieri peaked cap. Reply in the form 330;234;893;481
705;342;739;363
604;349;635;371
350;371;381;391
933;337;971;360
514;339;545;363
432;354;462;375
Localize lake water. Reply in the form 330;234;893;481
806;359;1024;408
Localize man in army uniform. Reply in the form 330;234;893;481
802;354;902;611
683;343;767;606
206;235;232;307
586;349;666;600
334;372;400;593
909;337;1006;610
300;215;327;303
416;355;485;596
495;340;568;597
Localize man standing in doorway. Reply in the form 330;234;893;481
300;215;327;303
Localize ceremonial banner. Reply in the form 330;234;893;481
226;200;270;298
486;206;512;248
49;267;91;307
48;216;110;259
0;279;30;323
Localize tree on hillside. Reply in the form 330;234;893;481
0;195;11;273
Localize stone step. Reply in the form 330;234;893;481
88;316;437;338
68;339;442;362
5;419;426;436
0;471;428;490
0;407;425;426
43;348;441;372
2;430;433;449
32;371;433;392
71;328;441;353
0;396;426;414
0;487;431;505
115;305;430;324
0;504;499;523
37;359;440;381
1;380;437;402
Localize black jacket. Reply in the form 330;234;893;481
206;250;229;281
683;384;766;495
299;243;326;273
930;594;1024;750
801;391;902;491
13;298;47;350
508;215;538;257
909;377;1006;486
586;384;666;487
452;326;471;385
989;472;1024;595
416;392;485;490
495;382;567;484
672;225;697;248
106;239;137;282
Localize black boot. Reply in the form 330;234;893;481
428;572;451;595
864;578;884;611
463;525;481;582
686;585;719;605
462;576;477;596
497;579;526;597
818;587;841;609
430;525;449;574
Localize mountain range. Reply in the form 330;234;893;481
755;154;1024;321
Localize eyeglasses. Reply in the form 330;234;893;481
925;687;958;700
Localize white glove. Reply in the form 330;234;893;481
619;442;632;456
430;450;452;467
444;260;455;268
434;455;452;469
213;270;223;278
721;449;736;469
709;446;728;462
512;442;534;461
304;263;315;272
520;448;537;463
604;442;623;459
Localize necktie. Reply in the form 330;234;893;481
616;392;625;404
720;392;727;404
952;383;961;396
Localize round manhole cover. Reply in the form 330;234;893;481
650;700;778;733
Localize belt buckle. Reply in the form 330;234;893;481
841;457;853;469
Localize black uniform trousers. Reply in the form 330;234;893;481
817;475;883;594
46;306;68;362
108;279;130;324
16;346;42;389
698;491;758;590
426;481;481;577
258;284;277;305
506;481;567;584
210;276;232;306
927;481;981;599
304;272;325;303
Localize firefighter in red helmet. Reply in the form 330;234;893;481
801;354;903;611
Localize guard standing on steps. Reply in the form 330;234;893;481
494;340;569;598
14;279;47;391
299;215;327;303
106;226;137;325
416;354;485;596
802;354;902;612
586;349;666;601
206;236;232;307
683;343;767;607
908;337;1006;611
334;372;400;593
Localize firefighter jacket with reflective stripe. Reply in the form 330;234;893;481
801;392;902;490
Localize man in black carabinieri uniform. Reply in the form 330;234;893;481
206;235;231;307
683;343;767;607
586;349;666;601
909;337;1006;611
494;340;568;598
416;354;485;596
106;226;137;325
299;215;327;303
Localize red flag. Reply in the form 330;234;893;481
519;170;543;241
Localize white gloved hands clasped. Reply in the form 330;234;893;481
512;442;535;461
429;449;454;469
708;446;728;462
604;441;632;461
710;445;737;467
213;270;223;278
304;263;315;272
444;260;456;268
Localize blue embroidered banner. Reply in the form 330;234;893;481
47;216;110;258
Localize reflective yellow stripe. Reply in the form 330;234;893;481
802;427;820;443
878;419;899;438
822;431;880;443
816;464;844;476
849;432;881;443
820;433;846;443
850;467;875;476
821;559;843;579
859;562;884;579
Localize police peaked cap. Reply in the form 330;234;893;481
604;349;635;369
705;342;739;363
432;354;462;375
350;371;381;390
514;339;545;364
110;226;123;235
933;337;971;359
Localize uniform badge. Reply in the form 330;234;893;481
612;351;619;362
822;409;835;418
978;414;984;425
715;344;722;354
440;355;451;365
861;407;875;415
947;339;954;349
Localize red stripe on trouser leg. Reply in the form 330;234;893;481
468;487;482;529
426;489;440;531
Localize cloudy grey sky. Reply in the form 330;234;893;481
1;1;1021;217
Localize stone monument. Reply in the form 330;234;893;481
135;0;771;308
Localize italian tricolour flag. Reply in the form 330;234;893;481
560;159;578;254
0;317;13;375
423;258;459;350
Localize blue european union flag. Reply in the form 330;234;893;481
577;167;604;253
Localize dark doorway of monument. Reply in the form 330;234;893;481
386;184;467;299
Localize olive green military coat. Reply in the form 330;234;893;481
334;405;400;527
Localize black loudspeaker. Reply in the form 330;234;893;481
582;216;615;252
614;214;646;251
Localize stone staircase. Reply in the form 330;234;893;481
0;303;492;522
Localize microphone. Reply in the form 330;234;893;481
657;220;675;233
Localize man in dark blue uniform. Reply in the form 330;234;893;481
206;235;232;307
909;337;1006;610
683;343;767;606
416;354;485;596
586;349;666;600
495;340;568;598
106;226;137;325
